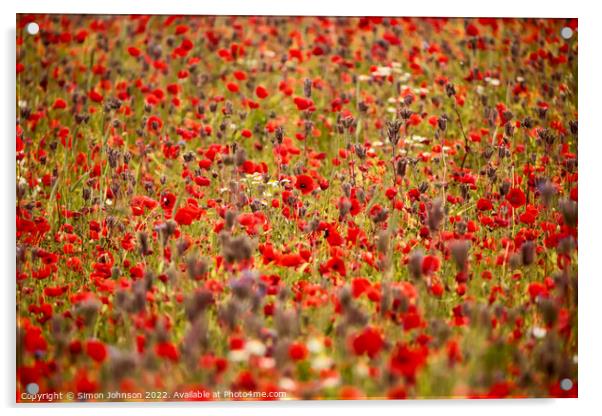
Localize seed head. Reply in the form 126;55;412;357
408;249;424;280
303;78;312;98
386;119;403;146
427;198;445;232
521;241;536;266
449;240;471;269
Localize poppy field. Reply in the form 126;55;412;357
16;15;578;401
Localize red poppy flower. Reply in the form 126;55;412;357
288;342;308;361
85;339;107;363
466;23;480;37
146;115;163;133
174;204;204;226
88;89;103;103
130;195;159;216
52;98;67;110
161;192;176;211
506;187;526;208
389;342;428;380
294;174;316;195
278;253;304;268
233;70;247;80
351;326;384;358
477;198;494;211
226;82;239;93
421;255;440;275
255;85;269;99
127;46;141;57
293;96;312;111
155;341;179;362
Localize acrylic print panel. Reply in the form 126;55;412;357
15;14;578;402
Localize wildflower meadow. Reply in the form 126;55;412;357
16;15;578;401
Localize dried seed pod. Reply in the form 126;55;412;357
445;82;456;97
449;240;471;270
437;115;448;132
137;231;150;256
539;180;556;208
303;78;312;98
538;298;558;327
275;126;284;144
559;199;578;227
386;119;403;146
75;299;101;328
427;198;445;232
186;256;209;280
110;350;138;381
221;233;255;263
185;289;214;321
376;230;390;255
234;147;247;167
225;210;237;229
408;249;424;280
521;241;536;266
395;158;408;177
